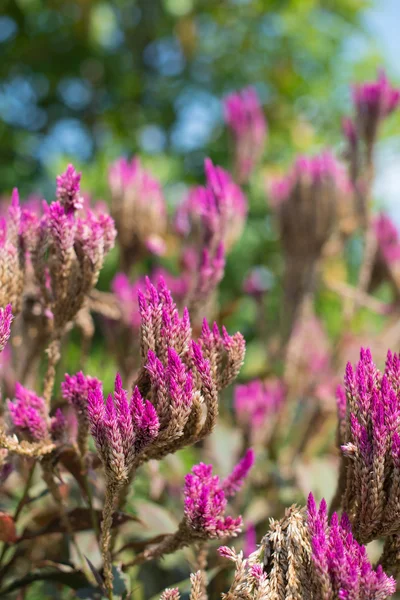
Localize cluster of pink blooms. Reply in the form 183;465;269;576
183;449;254;538
223;86;267;182
374;213;400;264
8;383;65;443
88;373;159;481
269;151;348;207
307;493;396;599
234;378;284;431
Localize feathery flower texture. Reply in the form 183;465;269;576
307;493;395;600
29;164;116;333
337;347;400;544
184;450;254;539
87;373;159;482
217;496;395;600
8;383;65;443
136;277;245;461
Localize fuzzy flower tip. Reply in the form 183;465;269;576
0;304;12;352
183;450;254;539
234;379;284;431
307;493;396;599
108;156;167;265
175;159;247;251
112;270;188;331
269;151;348;207
338;347;400;543
56;164;83;214
87;373;159;482
223;86;267;182
62;371;102;415
374;212;400;264
352;70;400;140
8;383;65;443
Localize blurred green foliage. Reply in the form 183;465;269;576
2;0;374;195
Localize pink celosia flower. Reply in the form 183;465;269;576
0;304;12;353
62;371;102;419
183;449;254;539
234;378;284;431
175;159;247;252
56;164;83;214
352;70;400;146
307;493;396;599
243;522;257;557
374;213;400;264
269;151;349;208
87;373;160;481
112;270;189;332
8;383;66;443
108;156;167;267
336;348;400;543
224;86;267;183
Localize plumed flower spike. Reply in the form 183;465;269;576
352;69;400;147
30;178;115;333
7;383;66;444
136;278;245;462
87;373;159;482
336;346;400;545
62;371;102;458
224;86;267;183
108;156;167;271
183;451;253;539
56;164;83;214
307;493;396;600
0;305;12;352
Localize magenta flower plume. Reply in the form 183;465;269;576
31;173;115;333
7;383;65;444
352;69;400;146
112;270;188;332
337;347;400;543
0;304;13;352
87;373;159;482
224;86;267;182
108;156;167;270
56;164;83;214
270;151;348;208
222;449;255;497
183;451;253;539
135;278;245;461
374;213;400;264
62;371;102;416
243;522;257;558
234;379;285;434
307;493;396;600
175;159;247;252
